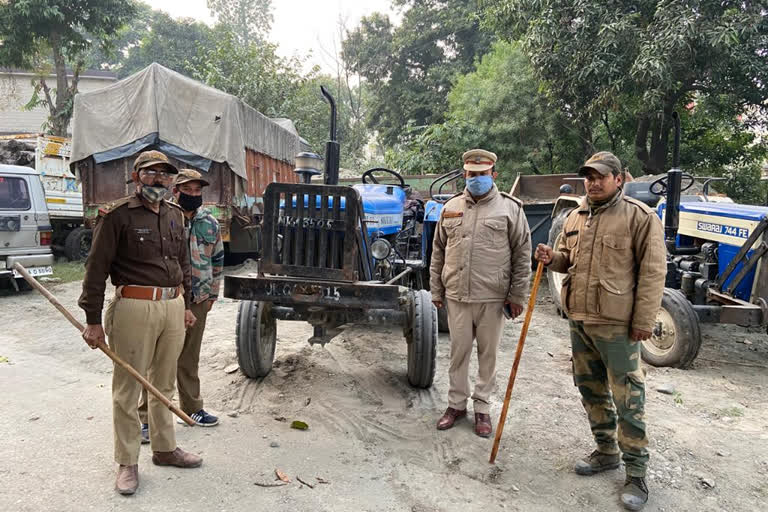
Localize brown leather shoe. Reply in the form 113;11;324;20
115;464;138;495
152;447;203;468
474;413;493;438
436;407;467;430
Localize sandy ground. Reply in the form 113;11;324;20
1;269;767;512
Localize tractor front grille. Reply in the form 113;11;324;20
261;182;363;282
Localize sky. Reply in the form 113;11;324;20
147;0;397;73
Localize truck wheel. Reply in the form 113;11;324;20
406;289;438;388
236;301;277;378
437;306;450;333
641;288;702;369
64;227;92;261
547;209;571;318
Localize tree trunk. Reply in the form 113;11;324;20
49;33;71;137
635;102;675;175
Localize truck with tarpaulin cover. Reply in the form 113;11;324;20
69;63;306;259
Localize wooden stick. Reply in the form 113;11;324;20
489;261;544;464
13;262;196;427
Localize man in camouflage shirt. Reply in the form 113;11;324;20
140;169;224;432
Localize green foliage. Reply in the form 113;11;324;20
207;0;273;46
118;11;214;78
343;1;493;147
190;28;304;118
0;0;137;135
482;0;768;174
386;42;585;190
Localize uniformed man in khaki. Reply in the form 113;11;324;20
79;150;203;496
535;151;666;511
430;149;532;437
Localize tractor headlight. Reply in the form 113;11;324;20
371;238;392;260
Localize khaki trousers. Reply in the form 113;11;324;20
105;293;185;465
139;300;209;421
445;299;506;414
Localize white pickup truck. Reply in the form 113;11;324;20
0;135;89;260
0;164;55;289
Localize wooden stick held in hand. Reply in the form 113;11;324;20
13;262;196;427
489;261;544;464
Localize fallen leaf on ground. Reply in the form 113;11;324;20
274;416;287;422
0;356;9;363
86;416;94;420
291;420;309;430
275;469;291;483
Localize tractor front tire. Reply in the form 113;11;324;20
406;289;438;388
641;288;702;369
236;301;277;378
546;209;572;318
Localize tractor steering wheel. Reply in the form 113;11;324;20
361;167;406;188
649;173;695;196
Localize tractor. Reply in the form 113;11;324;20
224;88;451;388
546;112;768;368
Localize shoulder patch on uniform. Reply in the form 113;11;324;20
97;196;132;217
165;200;184;211
500;191;523;206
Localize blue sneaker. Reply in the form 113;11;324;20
178;409;219;427
141;423;150;444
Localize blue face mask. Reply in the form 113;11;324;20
466;175;494;196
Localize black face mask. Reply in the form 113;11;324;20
178;192;203;212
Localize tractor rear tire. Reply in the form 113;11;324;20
641;288;702;369
64;227;92;262
546;209;572;318
236;301;277;378
406;289;438;388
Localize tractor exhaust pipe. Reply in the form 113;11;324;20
665;112;698;255
321;86;340;186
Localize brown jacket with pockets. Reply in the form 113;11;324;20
548;191;666;331
430;185;532;305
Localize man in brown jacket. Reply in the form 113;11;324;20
535;151;666;511
79;150;203;495
430;149;532;437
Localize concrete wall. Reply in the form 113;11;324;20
0;70;116;135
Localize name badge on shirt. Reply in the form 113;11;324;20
443;211;463;218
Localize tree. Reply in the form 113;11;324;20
191;28;303;118
483;0;768;174
0;0;137;136
118;11;214;78
207;0;273;46
386;42;584;190
343;1;494;147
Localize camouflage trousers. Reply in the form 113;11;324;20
569;320;648;477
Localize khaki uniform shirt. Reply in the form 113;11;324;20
78;194;191;324
430;185;532;305
548;191;666;331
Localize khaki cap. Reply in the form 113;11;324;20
579;151;621;177
133;150;178;174
175;168;210;187
462;148;497;172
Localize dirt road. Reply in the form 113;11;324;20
1;271;767;511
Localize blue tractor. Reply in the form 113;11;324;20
224;88;450;388
547;113;768;368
